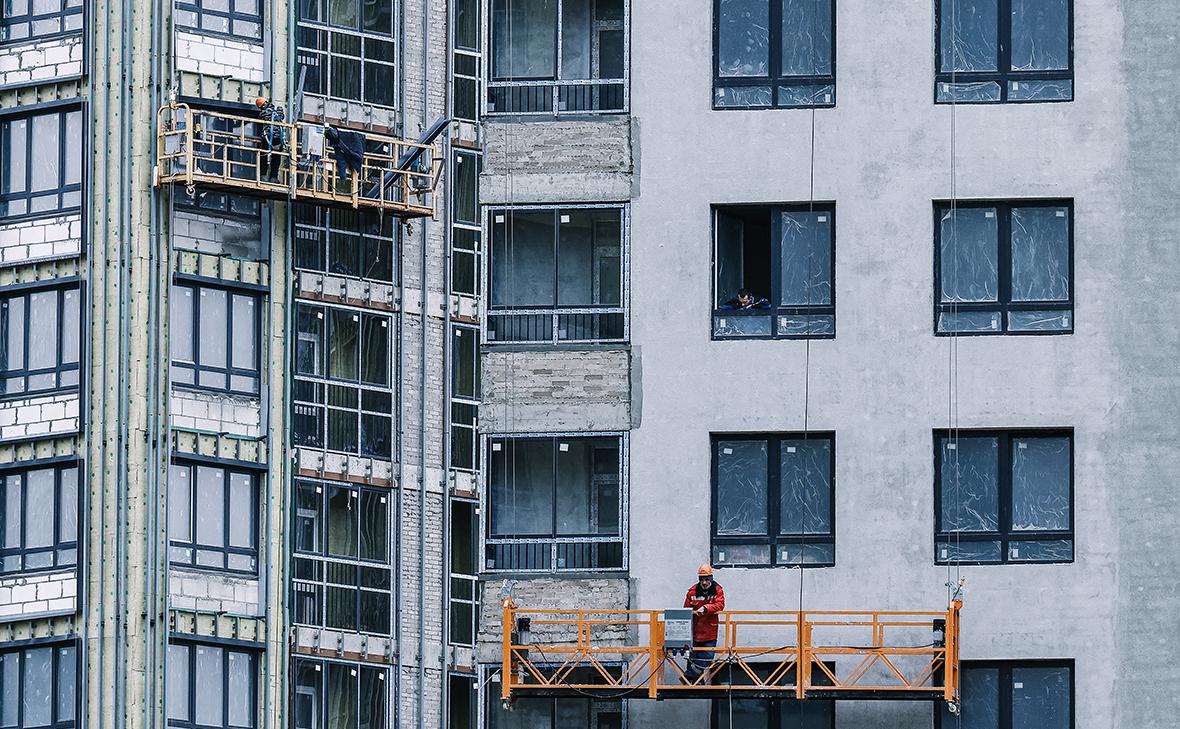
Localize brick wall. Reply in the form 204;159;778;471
169;568;261;615
173;209;265;260
0;570;77;621
170;388;262;438
0;214;83;266
0;35;84;89
175;31;265;83
481;348;631;432
0;392;81;442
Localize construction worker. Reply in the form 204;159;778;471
720;288;772;310
255;97;286;181
683;564;725;682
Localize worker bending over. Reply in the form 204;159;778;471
683;564;725;682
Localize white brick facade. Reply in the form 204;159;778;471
170;388;262;438
0;36;84;89
0;214;84;267
0;569;78;621
173;209;264;259
0;392;81;442
169;568;261;615
175;31;265;84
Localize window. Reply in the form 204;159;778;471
713;205;834;339
449;500;478;646
487;693;622;729
452;0;480;121
174;188;266;260
488;206;626;344
297;0;397;108
486;435;625;572
935;430;1072;565
168;461;259;573
293;205;394;281
0;107;82;220
171;280;262;395
936;0;1072;103
0;642;77;729
167;641;257;729
175;0;263;42
449;325;480;472
447;674;476;729
714;0;835;109
0;461;79;574
488;0;627;114
292;658;387;729
1;283;81;398
935;201;1072;335
937;661;1073;729
292;479;391;634
0;0;82;43
292;303;393;459
712;699;832;729
450;151;481;297
712;433;835;567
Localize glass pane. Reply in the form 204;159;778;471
779;439;831;535
718;0;770;77
169;465;192;542
452;327;477;399
2;475;21;550
453;153;478;225
1010;0;1069;71
491;0;556;79
1011;437;1070;531
172;287;195;363
1008;309;1071;331
489;439;554;536
24;469;53;549
327;663;358;729
455;0;478;50
228;472;254;549
296;305;323;375
294;481;321;554
1010;207;1070;302
359;316;388;385
29;114;60;193
328;309;359;381
780;699;834;729
0;653;16;727
555;698;588;726
557;209;621;307
3;296;25;372
27;291;58;371
231;295;257;371
195;646;223;725
781;0;833;76
941;666;999;729
940;436;1000;532
488;697;551;729
3;119;27;196
714;85;773;107
64;111;82;186
227;651;253;727
22;647;51;727
940;207;999;303
199;288;228;369
58;467;78;543
359;667;386;729
1008;539;1072;562
937;539;1002;563
559;0;591;80
55;646;74;722
937;310;1001;333
936;80;1002;103
490;210;556;308
1012;666;1071;729
780;210;832;306
939;0;999;72
555;439;593;534
716;440;769;536
195;466;226;548
358;490;387;561
327;485;358;558
167;644;189;721
1008;78;1073;101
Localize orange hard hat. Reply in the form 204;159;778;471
697;564;714;577
255;97;268;107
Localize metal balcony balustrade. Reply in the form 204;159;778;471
155;102;442;218
500;600;963;708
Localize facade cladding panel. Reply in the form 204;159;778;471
0;2;1174;729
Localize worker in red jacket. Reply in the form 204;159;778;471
683;564;725;682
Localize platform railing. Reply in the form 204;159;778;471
155;103;442;218
500;600;962;706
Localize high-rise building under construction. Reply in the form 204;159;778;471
0;0;1176;727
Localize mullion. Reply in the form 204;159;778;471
997;0;1012;79
768;0;783;107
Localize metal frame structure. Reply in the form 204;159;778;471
170;276;264;396
154;103;442;218
166;637;261;729
500;601;963;705
0;103;84;223
0;457;82;575
167;458;262;575
0;638;78;729
0;278;83;400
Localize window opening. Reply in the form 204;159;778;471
0;461;80;575
1;283;82;398
168;461;260;573
170;280;262;396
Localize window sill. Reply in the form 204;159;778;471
0;385;80;404
0;29;83;49
0;206;82;227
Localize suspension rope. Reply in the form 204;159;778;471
947;1;964;724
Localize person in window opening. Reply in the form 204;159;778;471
683;564;725;683
255;97;287;181
720;288;771;310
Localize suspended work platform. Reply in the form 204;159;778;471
154;103;444;218
501;600;962;707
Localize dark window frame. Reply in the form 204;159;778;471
291;656;389;729
448;324;480;473
934;0;1074;104
292;204;395;282
170;277;264;396
933;199;1074;336
175;0;263;43
0;458;81;576
0;0;83;49
296;0;398;109
0;639;78;729
449;150;481;298
710;699;835;729
712;0;837;110
710;432;836;568
448;498;479;647
167;638;260;729
934;428;1074;566
712;203;836;340
0;279;83;400
483;665;626;728
934;659;1075;729
0;105;84;223
168;459;261;575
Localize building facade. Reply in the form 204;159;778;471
0;0;1176;728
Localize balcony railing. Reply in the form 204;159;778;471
487;307;627;344
486;78;627;115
